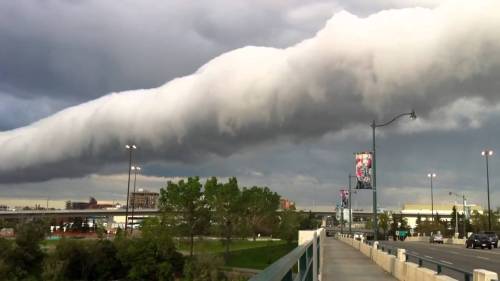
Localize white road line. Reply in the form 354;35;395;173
440;260;453;265
425;255;433;259
476;256;490;260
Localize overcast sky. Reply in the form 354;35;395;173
1;0;500;211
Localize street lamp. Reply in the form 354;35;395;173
427;173;437;221
125;144;137;233
481;149;494;231
449;191;467;238
130;166;141;233
371;110;416;240
348;174;357;235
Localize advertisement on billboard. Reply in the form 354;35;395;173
339;189;349;208
355;152;373;189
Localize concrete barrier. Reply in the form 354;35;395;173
435;275;459;281
405;262;419;281
473;269;499;281
416;267;437;281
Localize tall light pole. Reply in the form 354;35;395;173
427;173;436;221
125;144;137;233
449;192;467;238
348;174;356;235
130;166;141;233
371;110;416;240
481;149;493;231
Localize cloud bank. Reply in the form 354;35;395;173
1;0;500;183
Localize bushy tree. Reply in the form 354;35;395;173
241;186;280;240
183;255;225;281
204;177;243;261
276;209;300;244
159;177;210;256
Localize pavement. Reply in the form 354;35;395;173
322;237;396;281
380;241;500;281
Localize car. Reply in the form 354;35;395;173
483;231;498;248
430;233;444;244
466;233;492;249
353;232;364;241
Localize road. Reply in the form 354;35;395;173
379;241;500;281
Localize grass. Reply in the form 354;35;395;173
225;242;296;269
176;238;296;269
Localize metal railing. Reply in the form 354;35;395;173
249;234;320;281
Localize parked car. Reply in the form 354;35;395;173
466;233;492;249
353;232;364;241
430;233;444;244
483;231;498;248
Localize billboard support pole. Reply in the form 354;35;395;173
349;174;352;235
371;121;377;241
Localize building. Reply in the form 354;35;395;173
66;197;119;210
280;198;296;210
400;203;483;229
130;189;159;209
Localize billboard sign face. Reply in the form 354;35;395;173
339;189;349;208
355;152;373;189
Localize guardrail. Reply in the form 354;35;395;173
249;230;321;281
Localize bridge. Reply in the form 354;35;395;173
248;230;499;281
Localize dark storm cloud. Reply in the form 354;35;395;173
0;0;500;184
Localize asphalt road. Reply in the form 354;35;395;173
379;241;500;281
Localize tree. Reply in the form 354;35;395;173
0;220;48;280
276;209;301;244
204;177;242;261
378;211;391;239
241;186;280;240
159;177;210;257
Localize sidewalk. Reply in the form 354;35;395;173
322;238;396;281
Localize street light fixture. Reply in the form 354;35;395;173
427;172;437;221
125;144;137;233
371;110;416;240
348;174;357;235
449;191;467;238
481;149;494;231
130;166;141;233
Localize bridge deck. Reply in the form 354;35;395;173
322;237;396;281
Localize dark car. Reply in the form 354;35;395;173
466;233;492;249
483;231;498;248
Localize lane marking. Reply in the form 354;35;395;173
425;255;433;259
476;256;490;260
440;260;453;265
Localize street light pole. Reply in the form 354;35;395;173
124;144;137;233
130;166;141;233
371;110;416;240
481;149;493;231
449;191;467;238
348;174;355;235
427;173;436;221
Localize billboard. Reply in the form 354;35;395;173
339;189;349;208
355;152;373;189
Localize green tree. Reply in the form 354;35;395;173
0;220;48;280
115;217;184;281
378;211;391;239
276;209;301;244
241;186;280;240
183;255;225;281
159;177;210;257
204;177;243;261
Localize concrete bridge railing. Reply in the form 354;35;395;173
249;228;325;281
337;234;498;281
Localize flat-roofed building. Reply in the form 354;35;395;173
400;203;483;229
130;189;159;209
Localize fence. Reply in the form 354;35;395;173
249;229;324;281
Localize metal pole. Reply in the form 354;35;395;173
372;120;377;240
340;205;343;234
349;174;352;235
486;154;492;231
430;176;434;222
130;168;138;233
462;195;466;238
455;203;458;236
125;149;133;233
